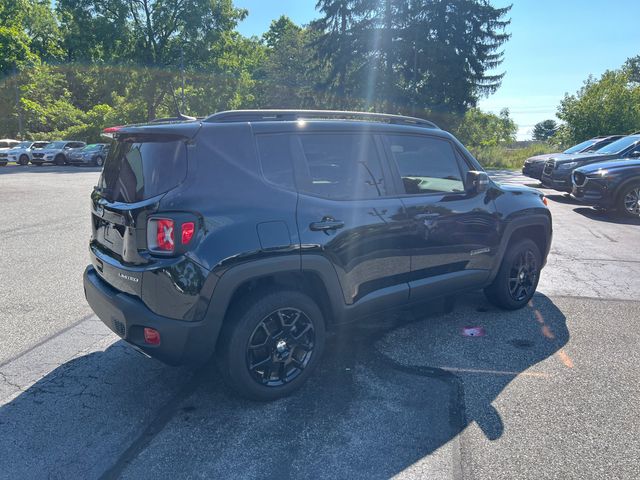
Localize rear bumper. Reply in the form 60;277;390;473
83;266;217;365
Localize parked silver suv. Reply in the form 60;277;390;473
31;141;86;166
0;139;20;166
6;141;51;165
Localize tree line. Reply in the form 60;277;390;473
1;0;521;145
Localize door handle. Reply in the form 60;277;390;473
310;217;345;232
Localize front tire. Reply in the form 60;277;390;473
54;154;65;166
617;182;640;218
94;156;104;167
484;239;541;310
19;154;29;166
217;290;326;401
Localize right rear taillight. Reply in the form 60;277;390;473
147;218;175;253
147;215;198;255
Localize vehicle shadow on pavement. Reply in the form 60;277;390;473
0;165;102;175
573;206;640;226
0;292;568;479
544;193;579;205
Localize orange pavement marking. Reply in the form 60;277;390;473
439;366;550;378
556;349;574;368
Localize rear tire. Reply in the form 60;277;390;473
54;154;65;166
484;239;541;310
217;289;326;401
94;156;104;167
19;154;29;165
616;182;640;218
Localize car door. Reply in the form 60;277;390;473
380;133;500;300
293;130;411;309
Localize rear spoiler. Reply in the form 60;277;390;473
101;122;201;140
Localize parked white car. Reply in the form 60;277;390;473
6;141;51;165
0;139;20;166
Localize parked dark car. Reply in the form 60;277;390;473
83;110;552;400
522;135;623;180
541;134;640;192
31;140;86;165
68;143;110;166
572;158;640;218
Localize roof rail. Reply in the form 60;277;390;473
203;109;439;129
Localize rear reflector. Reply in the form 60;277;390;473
155;219;175;251
181;222;195;244
144;328;161;345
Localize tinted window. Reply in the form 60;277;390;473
256;134;295;190
296;133;386;200
595;135;640;154
563;139;596;154
99;135;187;203
386;135;464;194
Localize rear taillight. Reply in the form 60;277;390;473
147;215;197;255
144;328;161;345
156;219;175;251
181;222;195;244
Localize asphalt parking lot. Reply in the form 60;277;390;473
1;164;639;479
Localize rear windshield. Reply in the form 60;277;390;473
98;135;187;203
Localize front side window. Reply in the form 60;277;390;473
296;133;386;200
386;135;465;194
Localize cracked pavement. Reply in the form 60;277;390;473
1;165;639;479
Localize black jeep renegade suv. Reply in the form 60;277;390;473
83;110;552;400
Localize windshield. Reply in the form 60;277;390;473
14;141;31;149
99;135;187;202
46;141;67;149
563;139;596;154
594;136;640;154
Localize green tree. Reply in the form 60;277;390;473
557;59;640;143
533;119;558;141
454;107;517;147
256;16;325;108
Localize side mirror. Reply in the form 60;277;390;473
466;170;490;194
628;151;640;158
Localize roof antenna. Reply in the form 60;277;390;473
151;80;195;123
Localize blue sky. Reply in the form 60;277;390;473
233;1;640;139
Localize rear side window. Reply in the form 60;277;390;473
296;133;386;200
386;135;465;194
256;134;296;190
99;135;187;203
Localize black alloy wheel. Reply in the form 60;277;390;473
217;290;325;401
54;154;65;166
507;249;539;302
19;154;29;165
484;238;542;310
246;307;316;387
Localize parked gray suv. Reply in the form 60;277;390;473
31;141;86;165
